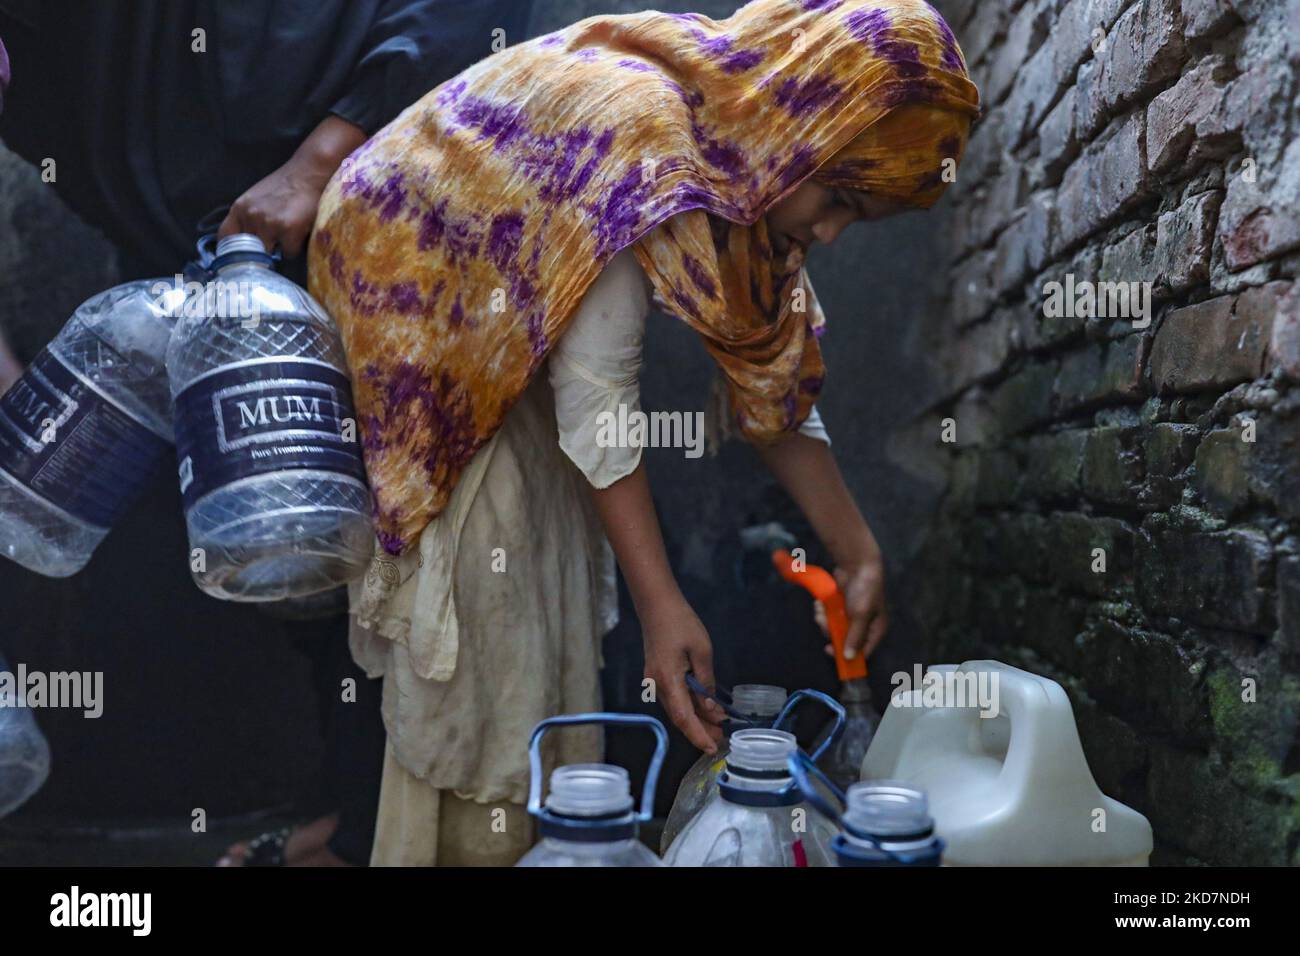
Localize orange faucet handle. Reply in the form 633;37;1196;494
771;549;868;682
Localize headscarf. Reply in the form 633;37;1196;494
309;0;979;555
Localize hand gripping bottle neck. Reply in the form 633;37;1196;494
686;675;846;765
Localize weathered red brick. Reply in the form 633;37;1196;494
1076;0;1188;140
1180;0;1239;39
1055;335;1144;410
1052;0;1129;89
1101;224;1155;284
1146;54;1235;174
1218;136;1300;270
1152;191;1223;293
1148;293;1272;392
1039;86;1079;176
1003;37;1061;148
1136;522;1272;631
1055;111;1147;253
986;3;1043;104
1267;282;1300;381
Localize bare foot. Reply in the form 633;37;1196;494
290;845;354;867
216;812;340;867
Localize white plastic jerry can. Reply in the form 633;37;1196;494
862;660;1153;866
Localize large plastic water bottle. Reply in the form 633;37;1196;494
663;720;841;867
516;713;668;867
0;654;52;818
0;281;184;576
788;751;943;866
660;680;787;853
168;235;372;602
661;680;844;853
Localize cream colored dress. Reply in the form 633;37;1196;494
349;249;827;866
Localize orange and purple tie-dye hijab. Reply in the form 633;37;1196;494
309;0;979;555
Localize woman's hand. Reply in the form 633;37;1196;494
586;461;724;753
641;595;725;753
755;432;889;660
218;115;367;258
834;556;888;660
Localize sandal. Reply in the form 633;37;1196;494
238;826;293;867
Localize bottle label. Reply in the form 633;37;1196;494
0;348;169;529
173;358;368;510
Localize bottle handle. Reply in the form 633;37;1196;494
527;712;668;823
685;672;754;723
774;688;846;764
788;752;937;866
786;749;848;825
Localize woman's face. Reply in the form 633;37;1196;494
765;181;906;253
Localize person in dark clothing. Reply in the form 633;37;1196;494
0;0;532;865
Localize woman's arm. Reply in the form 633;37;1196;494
756;432;889;660
588;464;723;753
549;249;722;750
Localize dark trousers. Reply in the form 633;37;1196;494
283;613;386;866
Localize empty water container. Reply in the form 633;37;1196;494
862;660;1154;865
661;679;845;853
663;710;841;867
516;712;668;867
788;752;943;866
660;679;787;853
0;654;51;818
168;234;372;601
0;280;185;576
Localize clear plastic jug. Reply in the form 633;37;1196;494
788;751;943;866
663;695;843;867
516;712;667;867
0;280;185;576
862;660;1153;866
662;680;845;853
660;679;787;853
168;234;372;602
0;654;51;818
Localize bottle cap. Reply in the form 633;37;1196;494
545;764;634;817
843;781;934;837
730;684;788;719
727;728;797;773
215;234;268;257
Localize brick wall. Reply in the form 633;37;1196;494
921;0;1300;864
